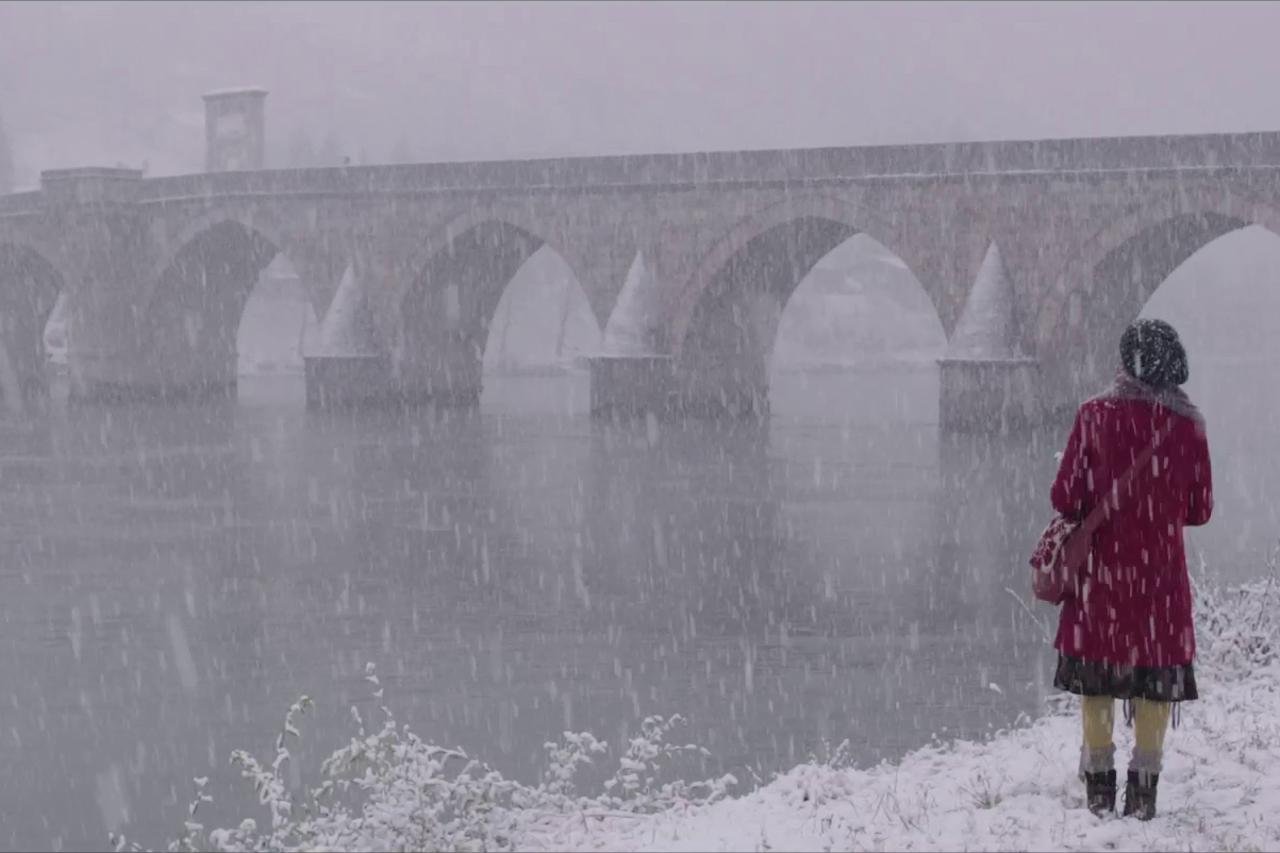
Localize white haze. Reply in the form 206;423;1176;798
7;0;1279;365
4;6;1280;848
5;1;1280;184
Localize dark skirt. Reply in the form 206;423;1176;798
1054;654;1198;702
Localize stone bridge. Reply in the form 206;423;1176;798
3;89;1280;428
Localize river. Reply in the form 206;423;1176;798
0;365;1272;850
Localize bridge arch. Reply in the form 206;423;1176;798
395;209;598;405
670;193;945;416
139;218;319;396
397;204;590;310
0;240;68;402
670;193;938;354
0;225;77;292
144;208;327;317
1033;187;1280;401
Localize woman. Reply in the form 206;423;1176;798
1049;318;1213;820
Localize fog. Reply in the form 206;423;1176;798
4;3;1280;850
5;1;1280;184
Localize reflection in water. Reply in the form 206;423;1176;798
5;368;1268;849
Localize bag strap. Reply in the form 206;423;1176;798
1078;417;1176;537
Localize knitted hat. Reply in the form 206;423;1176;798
1120;318;1189;388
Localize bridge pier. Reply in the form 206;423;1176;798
305;265;487;410
304;265;397;410
938;357;1040;432
937;242;1043;432
304;354;392;409
588;355;676;419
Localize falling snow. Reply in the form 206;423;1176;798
4;4;1280;852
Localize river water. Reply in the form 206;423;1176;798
0;365;1272;850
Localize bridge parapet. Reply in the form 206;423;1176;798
86;129;1280;208
0;191;45;216
40;167;144;207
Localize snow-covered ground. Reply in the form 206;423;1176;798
526;585;1280;853
153;576;1278;853
538;669;1278;852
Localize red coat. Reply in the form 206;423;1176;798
1050;395;1213;668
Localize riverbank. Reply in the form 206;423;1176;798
543;661;1278;852
546;576;1278;853
160;574;1278;853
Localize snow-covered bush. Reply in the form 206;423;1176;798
1193;546;1280;676
121;664;734;853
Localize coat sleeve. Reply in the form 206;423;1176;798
1051;407;1092;521
1185;420;1214;527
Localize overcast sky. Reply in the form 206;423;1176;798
3;1;1280;182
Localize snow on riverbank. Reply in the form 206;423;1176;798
534;580;1280;853
539;665;1279;852
154;577;1279;853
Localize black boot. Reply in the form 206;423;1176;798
1122;770;1158;820
1084;769;1117;816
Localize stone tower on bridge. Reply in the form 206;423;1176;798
203;88;268;173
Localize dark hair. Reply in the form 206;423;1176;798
1120;318;1188;388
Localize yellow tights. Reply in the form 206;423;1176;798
1081;696;1171;775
